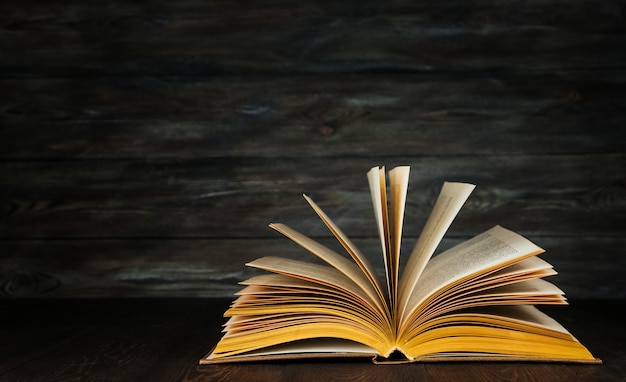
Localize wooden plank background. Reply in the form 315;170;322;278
1;0;624;298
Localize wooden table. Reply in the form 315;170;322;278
1;299;623;381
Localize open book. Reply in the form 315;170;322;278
201;166;599;364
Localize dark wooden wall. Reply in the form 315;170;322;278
1;1;624;299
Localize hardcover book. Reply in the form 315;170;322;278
201;166;599;364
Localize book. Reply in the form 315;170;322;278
201;166;600;364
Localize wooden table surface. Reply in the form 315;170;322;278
1;298;623;381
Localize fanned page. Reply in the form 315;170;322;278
367;166;410;311
246;256;381;315
398;225;546;335
207;256;395;359
387;166;410;310
367;166;392;303
267;223;387;315
397;181;476;322
203;339;377;364
394;227;596;363
400;304;597;362
298;195;389;316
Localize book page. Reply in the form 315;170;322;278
300;195;388;314
397;181;475;321
388;166;411;311
400;305;596;362
268;222;386;315
367;166;392;302
246;256;381;313
421;256;557;304
410;279;566;327
399;225;545;330
206;338;376;362
415;305;574;336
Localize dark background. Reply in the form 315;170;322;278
1;0;624;300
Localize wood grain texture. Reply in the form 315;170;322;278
1;1;625;77
0;155;623;238
1;73;624;159
0;236;623;298
0;0;624;298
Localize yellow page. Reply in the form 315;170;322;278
224;305;386;338
246;256;384;322
229;293;386;331
399;305;596;361
233;273;392;336
208;338;376;360
212;320;392;359
402;326;595;361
